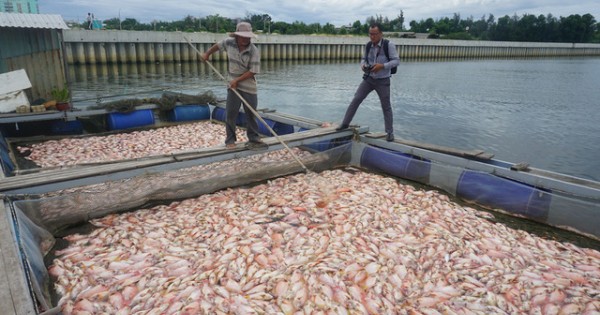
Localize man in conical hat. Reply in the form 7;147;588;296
202;22;267;150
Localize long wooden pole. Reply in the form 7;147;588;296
183;36;309;173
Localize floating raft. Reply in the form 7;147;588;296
0;104;599;314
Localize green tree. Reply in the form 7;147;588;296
580;14;597;42
593;21;600;42
516;14;541;41
120;18;140;30
322;23;336;34
396;11;405;31
470;15;490;39
182;15;200;32
307;22;320;34
287;21;308;34
408;18;435;33
543;14;560;42
490;15;512;41
351;20;363;34
435;17;451;35
244;13;271;33
270;21;288;34
77;10;598;43
560;14;586;42
450;13;462;33
203;14;233;33
103;18;120;30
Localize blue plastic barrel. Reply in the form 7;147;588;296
257;119;276;136
211;107;245;126
273;122;294;135
360;146;431;183
211;107;260;128
211;107;226;122
456;170;551;219
297;127;330;151
51;120;83;135
106;109;155;131
235;112;247;126
168;105;211;122
258;119;296;136
211;107;294;136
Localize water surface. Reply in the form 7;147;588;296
69;57;600;181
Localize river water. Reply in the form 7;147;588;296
69;57;600;182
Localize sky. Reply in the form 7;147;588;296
39;0;599;28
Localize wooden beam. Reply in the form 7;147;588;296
365;132;494;160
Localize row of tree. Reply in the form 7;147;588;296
81;12;599;43
409;13;598;43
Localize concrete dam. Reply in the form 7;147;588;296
63;30;600;64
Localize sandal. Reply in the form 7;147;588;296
245;141;269;150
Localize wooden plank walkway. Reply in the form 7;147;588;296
365;132;495;160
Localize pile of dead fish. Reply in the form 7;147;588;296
36;147;314;228
17;121;247;168
49;169;600;314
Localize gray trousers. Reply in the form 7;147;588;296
341;77;393;134
225;89;261;144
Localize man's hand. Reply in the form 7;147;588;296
371;63;384;73
228;79;238;90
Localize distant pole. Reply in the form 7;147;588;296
119;9;122;30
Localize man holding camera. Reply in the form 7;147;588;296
337;23;400;142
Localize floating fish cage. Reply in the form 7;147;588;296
0;104;599;314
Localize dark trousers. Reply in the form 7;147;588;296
225;89;261;144
341;77;393;134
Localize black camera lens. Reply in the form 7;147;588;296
362;64;373;79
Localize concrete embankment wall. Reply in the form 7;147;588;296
63;30;600;64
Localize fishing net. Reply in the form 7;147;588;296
88;91;219;113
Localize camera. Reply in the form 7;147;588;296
362;64;373;79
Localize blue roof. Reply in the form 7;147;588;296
0;12;69;29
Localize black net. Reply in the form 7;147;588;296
88;91;219;113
